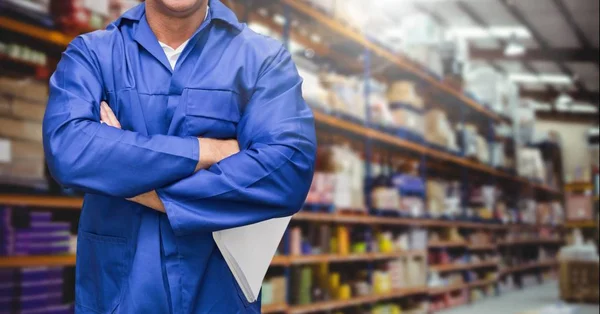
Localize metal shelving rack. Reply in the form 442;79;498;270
0;1;568;313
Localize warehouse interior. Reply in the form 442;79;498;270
0;0;599;314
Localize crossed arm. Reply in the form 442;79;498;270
99;101;239;212
43;37;317;234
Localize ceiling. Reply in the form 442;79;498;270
301;0;599;117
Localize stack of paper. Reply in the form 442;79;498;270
213;216;292;303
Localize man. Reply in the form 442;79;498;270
42;0;317;313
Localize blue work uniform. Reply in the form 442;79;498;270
42;1;317;313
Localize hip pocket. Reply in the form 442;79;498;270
76;231;128;313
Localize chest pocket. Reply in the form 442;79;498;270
185;89;240;139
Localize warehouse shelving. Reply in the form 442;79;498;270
500;261;559;275
0;194;559;232
429;260;498;273
0;1;566;313
428;241;468;249
262;303;289;314
565;221;598;229
497;239;564;246
287;287;428;314
0;255;76;268
468;244;498;251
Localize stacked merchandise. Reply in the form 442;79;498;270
387;81;425;142
51;0;141;33
391;164;426;218
467;185;497;222
394;14;445;78
518;147;547;182
0;0;52;26
372;302;428;314
0;267;73;314
0;77;48;189
426;179;461;219
468;231;493;247
0;41;47;66
1;208;71;256
463;67;517;117
424;109;460;154
456;124;489;163
260;276;287;307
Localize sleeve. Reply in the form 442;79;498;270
157;46;317;236
43;37;199;198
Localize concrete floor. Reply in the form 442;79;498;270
440;281;599;314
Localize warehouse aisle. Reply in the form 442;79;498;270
441;281;599;314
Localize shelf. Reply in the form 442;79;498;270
287;287;428;314
468;279;497;289
287;251;426;265
468;244;498;251
564;182;594;191
262;303;288;314
0;17;73;46
271;256;289;266
501;260;558;275
428;284;467;295
0;255;76;268
0;194;83;209
313;112;562;198
279;0;505;124
428;241;468;249
428;278;497;295
497;239;564;246
565;221;598;229
429;261;498;273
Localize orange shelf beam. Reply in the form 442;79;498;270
430;261;498;273
0;255;76;268
287;287;428;314
0;194;82;209
261;303;288;314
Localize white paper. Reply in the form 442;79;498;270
0;139;11;163
213;216;291;303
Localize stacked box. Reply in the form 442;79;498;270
0;267;73;314
1;208;71;256
0;77;48;189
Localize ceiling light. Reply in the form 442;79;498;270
570;103;598;113
504;34;526;57
533;102;552;112
509;73;573;85
273;14;286;26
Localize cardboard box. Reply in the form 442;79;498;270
0;117;43;142
0;77;48;103
12;98;46;122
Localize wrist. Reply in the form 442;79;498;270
197;138;218;170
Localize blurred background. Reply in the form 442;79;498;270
0;0;599;313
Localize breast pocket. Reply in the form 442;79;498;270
75;231;128;314
185;89;240;138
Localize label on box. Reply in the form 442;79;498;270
0;139;11;163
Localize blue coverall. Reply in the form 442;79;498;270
42;1;317;313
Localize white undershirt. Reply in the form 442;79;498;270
159;7;209;70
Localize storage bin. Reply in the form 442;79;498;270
559;260;599;303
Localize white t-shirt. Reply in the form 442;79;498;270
159;7;209;70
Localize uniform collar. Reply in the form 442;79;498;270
119;0;242;31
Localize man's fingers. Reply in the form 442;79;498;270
101;101;122;129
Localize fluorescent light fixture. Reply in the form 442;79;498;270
505;34;526;57
448;26;531;39
273;14;286;26
533;102;553;111
509;73;573;85
570;103;598;113
310;34;322;43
